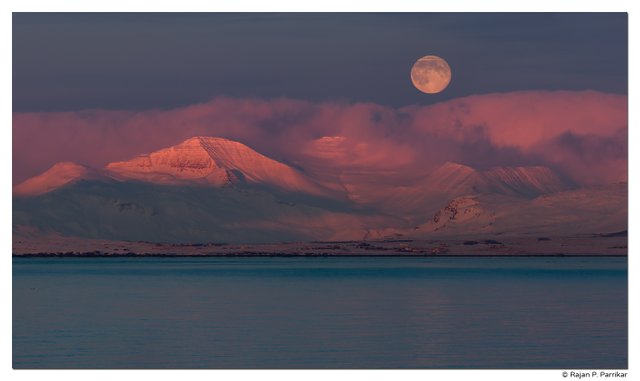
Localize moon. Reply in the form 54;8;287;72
410;55;452;94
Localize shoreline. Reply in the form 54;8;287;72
13;234;627;258
13;253;628;258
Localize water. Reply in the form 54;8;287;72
13;257;627;369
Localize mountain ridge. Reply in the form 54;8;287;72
12;136;625;244
421;161;571;198
13;162;96;197
15;136;334;197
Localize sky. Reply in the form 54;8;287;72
13;13;627;112
12;13;628;185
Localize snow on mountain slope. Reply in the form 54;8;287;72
13;162;93;197
12;136;624;244
412;182;627;237
12;179;397;244
106;136;331;195
106;136;232;185
426;196;497;233
421;162;480;195
14;137;335;197
421;162;570;198
346;162;571;225
481;166;569;197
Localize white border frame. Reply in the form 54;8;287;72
2;1;636;381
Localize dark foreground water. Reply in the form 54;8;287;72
13;257;627;369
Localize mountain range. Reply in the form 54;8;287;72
13;136;627;244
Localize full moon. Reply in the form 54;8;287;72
410;55;452;94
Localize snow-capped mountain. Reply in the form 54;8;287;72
422;161;570;198
412;182;627;237
107;136;334;196
13;162;96;197
14;137;333;197
339;161;571;226
106;136;240;186
12;136;626;244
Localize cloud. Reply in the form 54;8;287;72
404;90;626;148
532;128;628;185
13;91;627;186
401;90;627;184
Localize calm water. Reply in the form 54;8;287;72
13;257;627;369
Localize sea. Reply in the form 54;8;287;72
12;256;627;369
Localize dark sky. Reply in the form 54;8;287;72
13;13;627;112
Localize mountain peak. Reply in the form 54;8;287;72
178;136;209;147
180;136;238;146
423;162;478;194
423;161;569;198
106;136;223;184
13;162;90;196
438;161;475;172
482;166;569;196
105;136;329;195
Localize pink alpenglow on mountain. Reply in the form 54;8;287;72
13;162;91;197
105;137;330;195
14;137;335;198
12;133;626;244
421;162;569;197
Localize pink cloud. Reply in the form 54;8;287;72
13;91;627;186
402;90;627;183
404;90;626;148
